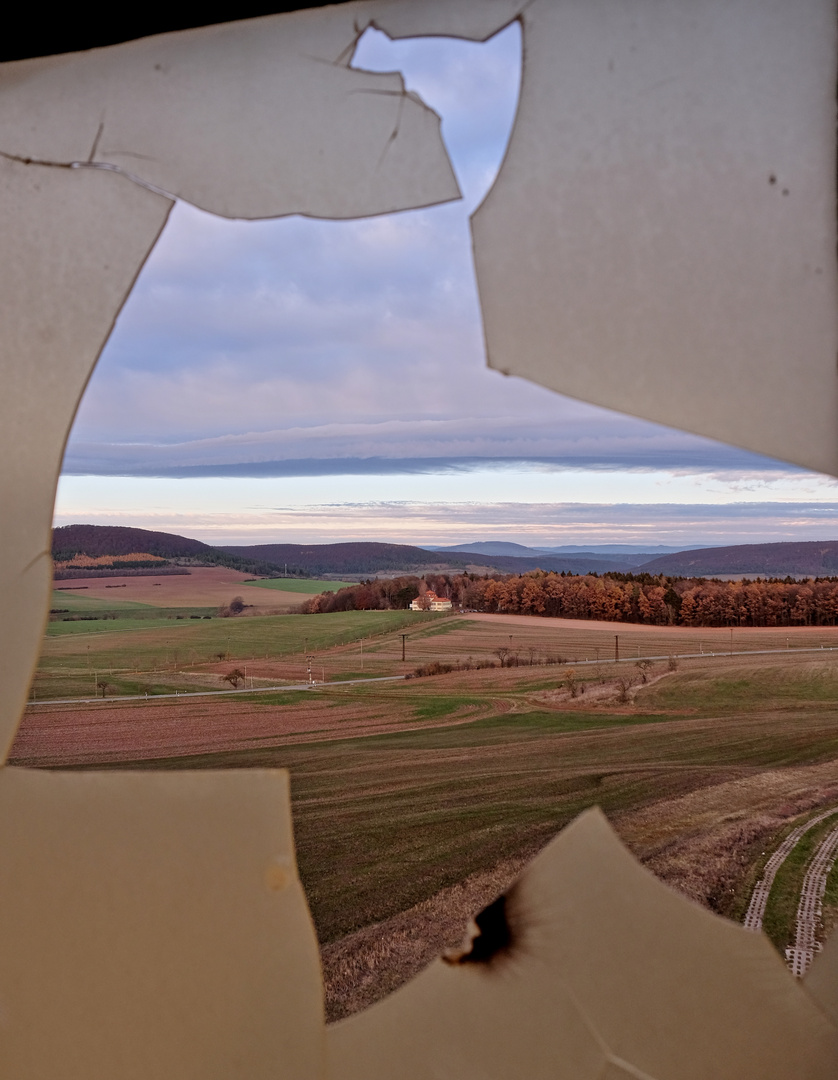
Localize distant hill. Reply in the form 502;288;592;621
62;526;835;581
52;527;627;578
537;544;704;555
221;541;466;575
52;525;289;577
53;524;211;559
433;550;641;574
222;541;641;576
637;540;838;578
427;541;691;566
434;541;548;557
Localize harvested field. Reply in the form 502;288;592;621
245;578;356;594
55;566;295;610
13;688;495;766
19;609;838;1017
35;606;838;702
317;611;838;682
457;612;838;660
16;654;838;933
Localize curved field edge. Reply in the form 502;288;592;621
14;641;838;1007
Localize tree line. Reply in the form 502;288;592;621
299;570;838;627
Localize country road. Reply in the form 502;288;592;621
786;820;838;976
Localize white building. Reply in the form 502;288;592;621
410;591;453;612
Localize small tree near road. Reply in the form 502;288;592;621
635;659;653;684
221;668;246;689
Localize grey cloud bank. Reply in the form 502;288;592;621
51;492;838;548
57;24;838;548
62;417;791;478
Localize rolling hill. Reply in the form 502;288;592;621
53;524;212;560
636;541;838;578
53;526;838;581
220;542;640;575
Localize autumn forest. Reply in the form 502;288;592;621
301;571;838;628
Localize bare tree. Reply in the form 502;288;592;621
565;669;579;698
668;655;679;671
96;679;110;698
495;647;510;668
615;675;633;704
635;658;653;683
221;668;246;689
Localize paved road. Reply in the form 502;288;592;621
29;674;407;707
29;645;838;708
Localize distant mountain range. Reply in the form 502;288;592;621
638;541;838;578
52;525;838;580
425;541;696;565
219;541;632;575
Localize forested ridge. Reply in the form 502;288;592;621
301;570;838;627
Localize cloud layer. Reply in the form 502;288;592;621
53;477;838;547
58;24;838;547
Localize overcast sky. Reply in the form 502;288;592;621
55;23;838;549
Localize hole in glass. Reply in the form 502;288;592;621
17;15;838;1024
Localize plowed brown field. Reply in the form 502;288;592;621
12;688;498;767
54;566;301;610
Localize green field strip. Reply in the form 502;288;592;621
52;589;154;611
46;617;200;637
643;667;838;713
35;609;444;699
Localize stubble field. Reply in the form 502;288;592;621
15;595;838;1017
